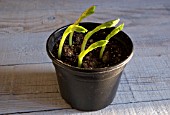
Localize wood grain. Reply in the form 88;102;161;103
0;58;169;114
0;9;169;65
0;0;170;114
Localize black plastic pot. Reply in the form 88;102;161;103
46;22;133;111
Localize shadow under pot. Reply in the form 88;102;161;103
46;22;134;111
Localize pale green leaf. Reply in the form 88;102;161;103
100;23;124;58
78;40;108;67
58;25;88;59
81;19;120;51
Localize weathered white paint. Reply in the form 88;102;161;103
0;0;170;114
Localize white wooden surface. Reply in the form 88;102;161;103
0;0;170;114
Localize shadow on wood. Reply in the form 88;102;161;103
0;63;73;114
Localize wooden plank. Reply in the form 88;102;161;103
0;63;70;114
0;0;169;12
0;0;170;114
10;100;170;115
0;66;14;95
0;5;170;34
0;63;58;95
0;58;169;114
0;9;170;65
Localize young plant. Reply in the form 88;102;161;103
57;5;125;68
81;19;120;51
58;25;88;59
78;40;108;67
99;23;124;58
69;5;96;46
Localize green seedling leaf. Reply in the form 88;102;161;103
69;5;96;46
58;25;88;59
78;40;108;67
81;19;120;51
75;5;96;24
100;23;124;58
